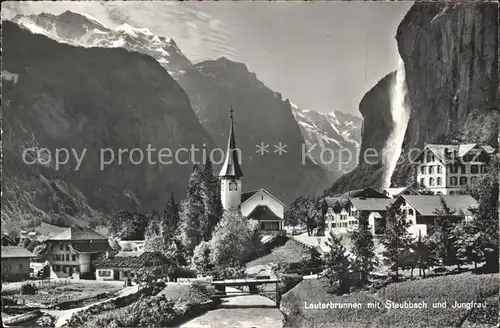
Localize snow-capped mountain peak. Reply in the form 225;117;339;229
11;11;191;74
291;104;362;176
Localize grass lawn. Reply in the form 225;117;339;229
281;272;498;328
2;280;123;307
246;239;311;269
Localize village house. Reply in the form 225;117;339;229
1;246;36;281
93;250;170;281
44;227;111;279
325;196;394;235
391;194;478;237
413;143;495;195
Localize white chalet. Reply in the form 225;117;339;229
413;143;495;195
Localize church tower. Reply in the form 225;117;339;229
219;107;243;211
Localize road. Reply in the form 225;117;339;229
180;288;284;328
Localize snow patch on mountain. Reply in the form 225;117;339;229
11;10;192;73
291;103;362;178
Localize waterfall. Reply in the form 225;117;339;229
381;56;411;189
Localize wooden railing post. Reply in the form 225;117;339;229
275;281;281;308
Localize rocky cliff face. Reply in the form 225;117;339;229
326;2;499;195
177;58;329;203
2;21;215;231
397;2;499;149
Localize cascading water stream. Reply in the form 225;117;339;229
381;56;411;189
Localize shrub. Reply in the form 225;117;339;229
20;282;37;295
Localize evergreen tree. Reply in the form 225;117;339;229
200;159;223;241
412;232;435;278
323;231;351;294
179;165;206;255
380;203;413;280
429;197;461;269
350;212;377;285
163;193;180;237
451;220;484;270
468;156;499;272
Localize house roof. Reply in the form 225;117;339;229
384;187;421;198
323;197;341;207
51;227;108;241
349;198;394;212
399;195;478;216
2;234;17;246
94;250;168;268
1;246;36;259
247;205;283;221
70;239;112;254
340;188;388;199
415;143;495;163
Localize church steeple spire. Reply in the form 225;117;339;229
219;106;243;178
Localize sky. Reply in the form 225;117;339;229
2;1;413;117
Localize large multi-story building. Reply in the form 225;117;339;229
324;188;392;235
413;143;495;195
44;227;111;278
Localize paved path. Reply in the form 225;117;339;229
180;288;284;328
41;285;138;327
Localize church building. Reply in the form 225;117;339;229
219;108;285;233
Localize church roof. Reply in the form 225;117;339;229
247;205;283;221
219;108;243;178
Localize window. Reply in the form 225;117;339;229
471;165;478;174
429;177;434;186
459;164;466;174
59;243;63;251
429;166;434;174
450;177;458;186
437;177;442;186
66;254;70;262
66;245;70;251
123;271;128;277
19;263;23;270
420;178;425;186
420;166;425;174
332;223;336;228
450;165;458;174
408;209;414;216
481;166;488;174
460;177;467;186
72;255;77;262
437;166;442;174
426;154;432;162
98;270;111;277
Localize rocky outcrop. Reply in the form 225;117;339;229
324;72;396;194
397;2;499;149
326;2;499;195
2;21;215;230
